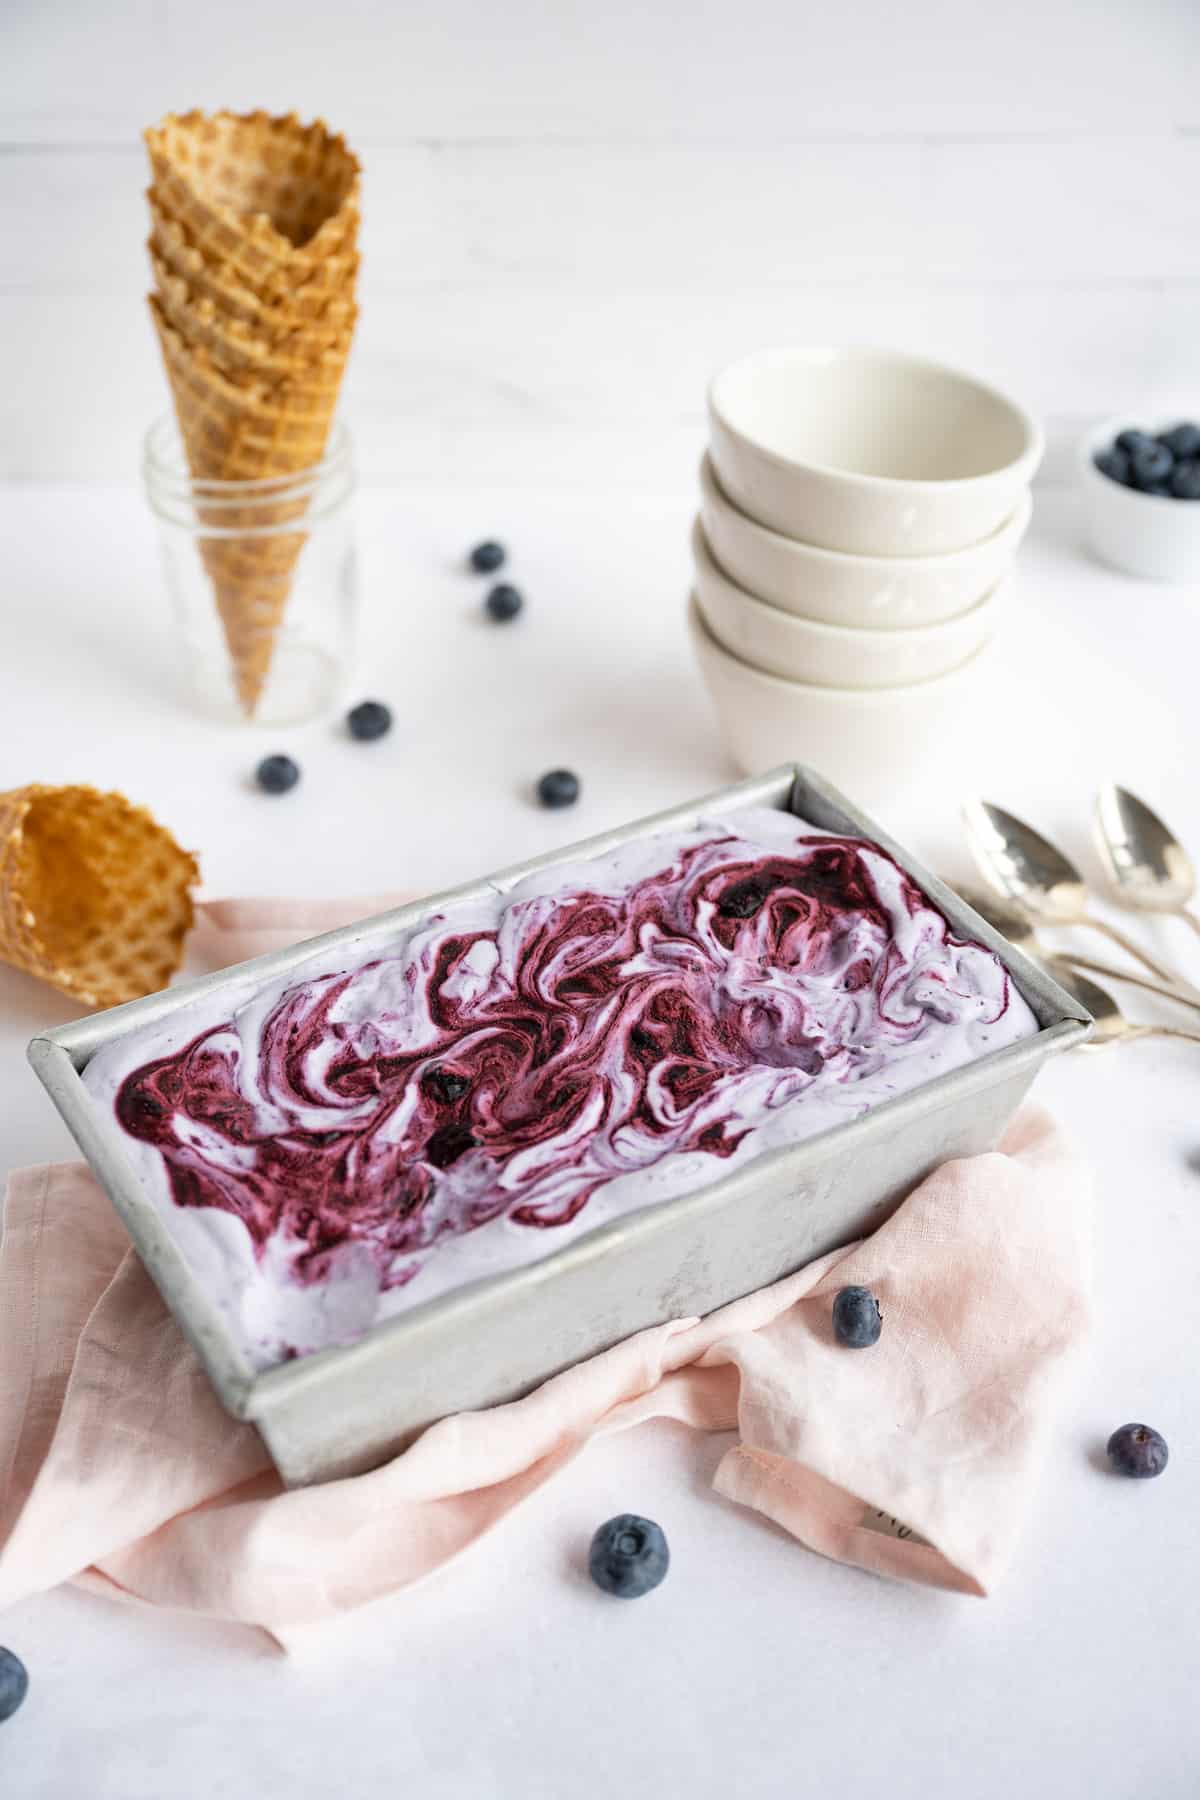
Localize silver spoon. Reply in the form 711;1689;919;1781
952;882;1200;1017
963;799;1195;993
1045;958;1200;1051
1094;785;1200;941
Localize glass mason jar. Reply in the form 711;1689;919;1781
143;416;358;726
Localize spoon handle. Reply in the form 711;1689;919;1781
1181;909;1200;942
1081;915;1200;994
1063;955;1200;1017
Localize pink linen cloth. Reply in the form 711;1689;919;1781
0;895;1092;1651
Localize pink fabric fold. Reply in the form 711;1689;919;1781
0;895;1092;1650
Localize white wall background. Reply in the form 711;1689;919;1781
2;0;1198;487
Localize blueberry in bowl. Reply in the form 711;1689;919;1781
1127;442;1173;491
1092;422;1200;498
1170;461;1200;501
1113;427;1158;457
1081;416;1200;580
1093;446;1129;486
1159;422;1200;460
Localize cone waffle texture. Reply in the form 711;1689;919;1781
152;256;356;380
144;111;361;291
0;786;199;1009
149;202;359;329
150;303;329;708
144;111;360;714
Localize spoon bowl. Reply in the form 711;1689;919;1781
1046;961;1127;1046
1095;785;1200;932
964;798;1196;992
952;881;1040;951
963;800;1088;921
1047;957;1200;1050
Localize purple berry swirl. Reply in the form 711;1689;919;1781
87;809;1037;1367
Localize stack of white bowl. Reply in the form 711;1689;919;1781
691;347;1042;807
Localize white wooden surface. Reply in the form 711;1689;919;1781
3;0;1200;483
2;4;1200;1792
0;480;1199;1798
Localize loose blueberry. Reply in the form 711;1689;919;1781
469;540;506;574
347;700;392;742
256;754;300;796
1093;447;1130;487
1114;428;1157;456
1129;443;1174;490
1158;422;1200;460
0;1647;28;1724
1169;460;1200;500
831;1284;883;1348
588;1514;669;1599
485;583;524;622
1106;1422;1169;1479
537;768;580;809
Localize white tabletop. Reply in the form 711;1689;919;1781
1;480;1198;1797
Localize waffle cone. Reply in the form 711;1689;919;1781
151;254;356;380
144;111;360;715
0;786;199;1009
150;299;340;472
144;112;360;293
148;192;360;322
150;299;343;713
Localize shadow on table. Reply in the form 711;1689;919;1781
0;962;83;1038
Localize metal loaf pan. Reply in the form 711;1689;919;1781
28;766;1091;1486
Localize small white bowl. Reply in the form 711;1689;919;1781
687;591;992;805
699;453;1030;630
1080;417;1200;582
691;519;1005;689
708;346;1043;556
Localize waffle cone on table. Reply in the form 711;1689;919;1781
144;111;360;714
0;786;199;1009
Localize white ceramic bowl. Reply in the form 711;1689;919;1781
687;591;993;807
708;346;1043;556
1079;417;1200;582
699;453;1030;630
691;519;1005;689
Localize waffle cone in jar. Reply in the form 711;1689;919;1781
0;785;199;1009
144;111;360;714
147;194;360;327
150;300;344;713
143;111;361;295
152;257;355;391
